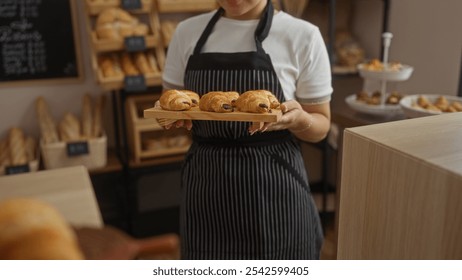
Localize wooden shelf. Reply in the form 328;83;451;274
156;0;218;13
91;33;162;52
85;0;153;15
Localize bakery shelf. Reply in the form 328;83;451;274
156;0;218;13
86;0;153;15
126;94;191;163
91;32;161;52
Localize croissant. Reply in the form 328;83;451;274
235;90;280;113
159;90;192;111
199;91;239;113
181;90;200;107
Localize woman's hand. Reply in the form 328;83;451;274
249;99;331;143
154;100;193;130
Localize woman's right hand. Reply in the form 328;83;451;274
154;100;193;130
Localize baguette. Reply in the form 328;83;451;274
81;94;93;138
92;95;106;138
35;97;59;144
58;113;81;142
8;127;28;166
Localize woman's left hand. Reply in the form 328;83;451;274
248;100;306;134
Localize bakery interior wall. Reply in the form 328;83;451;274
351;0;461;95
1;0;461;146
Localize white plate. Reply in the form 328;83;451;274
357;63;414;81
399;94;462;118
345;94;403;117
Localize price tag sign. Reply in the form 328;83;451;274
124;75;147;92
67;141;89;157
5;164;30;175
121;0;142;10
124;36;146;52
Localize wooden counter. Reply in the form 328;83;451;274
337;112;462;259
0;166;103;228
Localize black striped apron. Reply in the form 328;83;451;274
181;0;323;259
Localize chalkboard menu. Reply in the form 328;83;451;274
0;0;82;84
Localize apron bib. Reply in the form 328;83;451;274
180;0;323;259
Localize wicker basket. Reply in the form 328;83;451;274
40;134;107;170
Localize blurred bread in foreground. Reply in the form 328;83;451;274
0;198;84;260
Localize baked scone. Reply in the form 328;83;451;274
199;91;239;113
0;198;84;260
235;90;280;113
159;90;193;111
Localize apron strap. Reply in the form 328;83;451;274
193;0;274;55
255;0;274;53
193;8;225;55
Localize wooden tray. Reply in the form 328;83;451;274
144;107;282;122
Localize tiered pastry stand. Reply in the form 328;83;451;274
345;33;414;117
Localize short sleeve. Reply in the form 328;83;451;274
162;24;187;88
295;28;333;104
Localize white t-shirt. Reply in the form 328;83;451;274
163;10;333;103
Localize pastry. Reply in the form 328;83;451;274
182;90;200;107
159;90;193;111
0;198;84;260
199;91;239;113
235;90;279;113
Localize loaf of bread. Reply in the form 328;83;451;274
0;198;84;260
98;54;124;79
8;127;28;166
81;94;93;138
58;113;81;142
134;52;155;75
95;8;148;40
35;97;59;144
199;91;239;113
121;53;139;76
159;90;194;111
235;90;280;113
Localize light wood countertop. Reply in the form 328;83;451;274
346;112;462;176
0;165;103;228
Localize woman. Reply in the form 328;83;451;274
162;0;332;259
